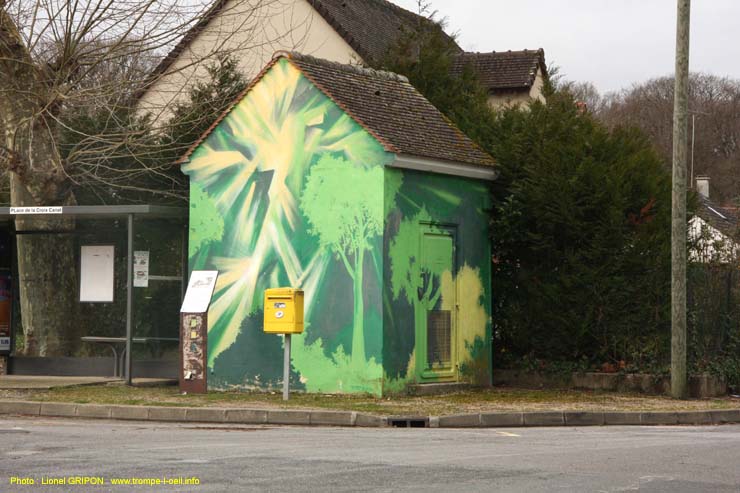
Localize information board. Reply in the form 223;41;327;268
180;270;218;313
80;245;115;302
133;250;150;288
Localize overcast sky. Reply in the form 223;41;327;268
391;0;740;94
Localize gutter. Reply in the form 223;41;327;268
389;154;498;181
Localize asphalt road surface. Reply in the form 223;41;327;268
1;417;739;492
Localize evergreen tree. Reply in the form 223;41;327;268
378;17;495;148
489;90;672;368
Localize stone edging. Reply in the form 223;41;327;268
0;401;385;427
434;409;740;427
1;401;739;428
492;370;727;398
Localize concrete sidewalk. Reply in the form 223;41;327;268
0;375;176;389
1;400;739;428
0;376;119;389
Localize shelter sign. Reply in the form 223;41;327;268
179;270;218;394
9;206;62;214
133;251;150;287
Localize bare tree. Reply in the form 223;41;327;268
0;0;292;355
558;80;604;114
600;73;740;204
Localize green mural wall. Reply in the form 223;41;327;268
383;168;492;392
182;57;491;395
183;59;393;395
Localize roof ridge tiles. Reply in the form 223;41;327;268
457;48;544;57
279;51;409;83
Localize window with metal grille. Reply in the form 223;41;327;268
427;310;451;367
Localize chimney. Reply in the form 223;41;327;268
696;175;710;199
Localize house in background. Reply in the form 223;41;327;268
689;176;739;263
179;52;495;395
137;0;547;120
450;49;547;107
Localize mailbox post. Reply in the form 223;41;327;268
263;288;304;400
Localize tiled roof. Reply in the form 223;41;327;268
450;49;545;92
307;0;461;63
289;53;493;167
695;195;739;239
180;52;495;169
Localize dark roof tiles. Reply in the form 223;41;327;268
286;53;494;168
307;0;461;63
450;49;545;91
696;195;739;239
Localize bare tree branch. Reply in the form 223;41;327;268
1;0;309;204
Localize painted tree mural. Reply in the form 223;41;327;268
389;208;445;310
302;156;400;364
302;157;376;363
384;171;492;386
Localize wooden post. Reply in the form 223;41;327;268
671;0;691;399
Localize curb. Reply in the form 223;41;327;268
1;401;739;428
0;401;387;428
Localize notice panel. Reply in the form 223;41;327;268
133;250;150;288
80;245;115;302
180;271;218;313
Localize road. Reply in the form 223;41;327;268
1;417;739;492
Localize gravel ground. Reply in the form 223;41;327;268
2;385;739;416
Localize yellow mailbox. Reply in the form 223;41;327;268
263;288;304;334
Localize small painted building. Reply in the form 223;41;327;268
180;52;496;395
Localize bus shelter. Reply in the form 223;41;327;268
0;205;187;384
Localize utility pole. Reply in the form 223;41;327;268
671;0;691;399
690;113;695;187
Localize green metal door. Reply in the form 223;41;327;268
415;226;456;381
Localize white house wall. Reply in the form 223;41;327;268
137;0;361;122
688;216;738;263
528;67;546;103
487;66;546;109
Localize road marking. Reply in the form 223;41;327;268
0;427;30;434
6;450;41;456
495;431;520;437
610;475;676;492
